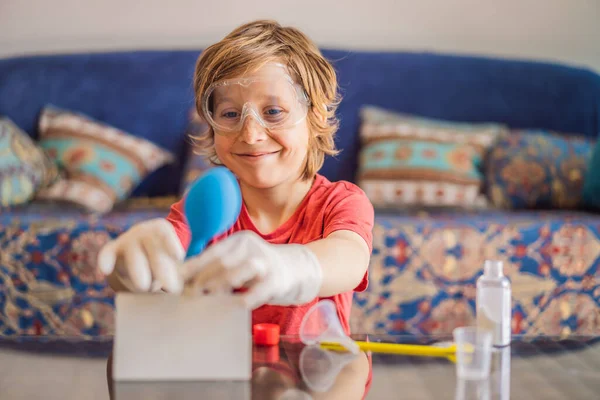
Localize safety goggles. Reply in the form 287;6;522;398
201;64;310;134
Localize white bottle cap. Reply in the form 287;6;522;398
484;260;504;277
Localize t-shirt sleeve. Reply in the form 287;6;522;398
165;197;191;250
323;184;375;292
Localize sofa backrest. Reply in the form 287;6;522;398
1;49;599;196
326;50;600;183
0;51;198;197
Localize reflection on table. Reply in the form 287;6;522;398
110;338;371;400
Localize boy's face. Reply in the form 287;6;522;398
208;63;311;189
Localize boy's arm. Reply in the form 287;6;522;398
179;188;374;308
309;187;374;297
306;230;371;298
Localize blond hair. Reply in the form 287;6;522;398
191;19;341;180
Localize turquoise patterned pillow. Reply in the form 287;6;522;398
358;105;507;209
0;118;59;207
485;130;594;209
361;139;482;181
35;106;175;213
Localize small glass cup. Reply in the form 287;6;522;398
453;326;493;380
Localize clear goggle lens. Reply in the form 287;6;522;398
202;73;309;134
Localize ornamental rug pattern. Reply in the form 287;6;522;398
1;208;599;338
351;211;600;337
0;206;168;337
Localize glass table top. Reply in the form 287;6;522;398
0;334;598;399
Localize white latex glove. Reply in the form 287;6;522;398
181;231;323;309
97;218;185;293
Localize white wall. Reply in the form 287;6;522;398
1;0;599;71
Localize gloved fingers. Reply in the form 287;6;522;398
186;256;262;294
184;258;226;291
215;258;267;291
180;234;250;281
124;243;153;292
203;277;234;295
156;219;185;262
142;236;183;294
179;242;223;281
239;276;278;309
97;239;118;275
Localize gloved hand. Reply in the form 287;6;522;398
97;218;185;293
180;230;323;309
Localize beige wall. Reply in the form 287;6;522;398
1;0;599;71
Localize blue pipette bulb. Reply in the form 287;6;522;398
183;166;242;259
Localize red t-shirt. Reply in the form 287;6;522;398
166;173;374;335
165;173;374;395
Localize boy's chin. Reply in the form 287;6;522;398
239;172;297;190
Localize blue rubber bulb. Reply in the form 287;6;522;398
183;166;242;259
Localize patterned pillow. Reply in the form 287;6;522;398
35;106;175;213
0;118;59;207
357;105;507;209
486;130;594;209
180;108;212;195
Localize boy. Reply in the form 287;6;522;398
98;19;373;396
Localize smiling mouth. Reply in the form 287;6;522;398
235;151;280;158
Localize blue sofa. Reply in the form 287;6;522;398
1;49;599;338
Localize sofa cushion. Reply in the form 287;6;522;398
35;106;175;214
357;105;506;209
0;118;59;207
486;130;594;210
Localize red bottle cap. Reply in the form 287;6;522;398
253;323;280;346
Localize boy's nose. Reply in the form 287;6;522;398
239;116;267;144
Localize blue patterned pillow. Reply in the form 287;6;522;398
485;130;594;209
35;106;175;213
0;118;59;207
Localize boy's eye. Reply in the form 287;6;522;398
222;111;239;119
264;108;285;120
